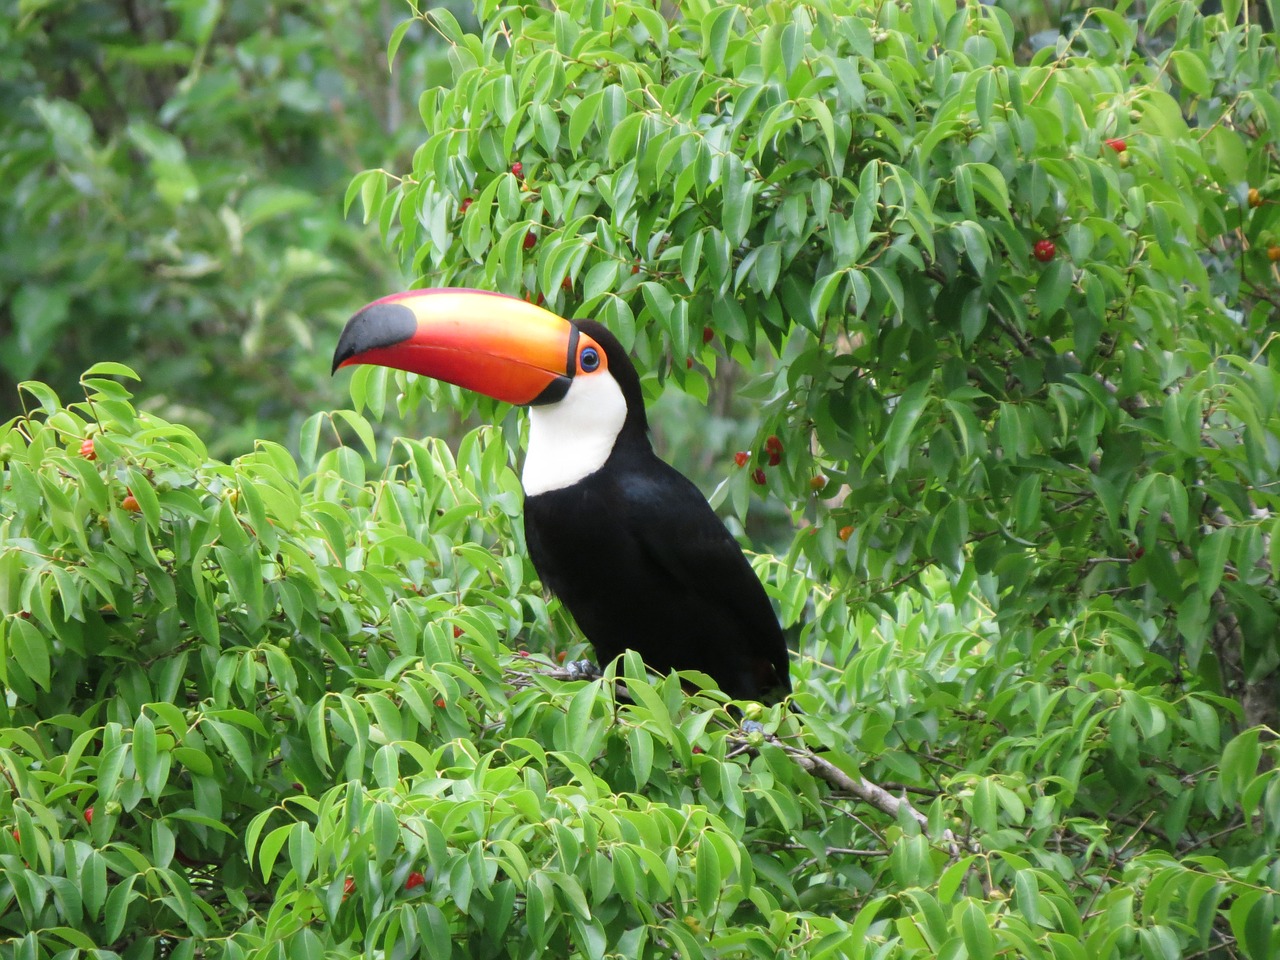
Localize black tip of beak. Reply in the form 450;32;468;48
332;301;419;374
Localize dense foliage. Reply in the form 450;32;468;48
0;0;438;454
2;0;1279;958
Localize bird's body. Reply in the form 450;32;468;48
333;292;791;702
525;447;790;700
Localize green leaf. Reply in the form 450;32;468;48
884;380;931;482
306;702;332;774
967;162;1014;224
1169;50;1211;98
722;154;755;246
810;270;847;324
695;831;722;913
804;97;838;161
18;379;62;415
428;6;466;44
208;720;257;778
569;91;603;152
387;18;413;70
10;617;50;690
81;361;141;381
607;113;645;165
259;823;293;881
1196;528;1231;599
133;712;160;798
1229;890;1270;960
1035;260;1073;319
359;171;387;225
704;5;737;70
333;409;378;460
1219;728;1260;804
959;901;996;959
81;850;109;919
972;778;998;833
103;875;139;943
126;466;162;531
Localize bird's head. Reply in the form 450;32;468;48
332;289;648;489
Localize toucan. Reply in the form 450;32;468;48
332;288;791;702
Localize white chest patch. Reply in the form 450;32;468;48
522;373;627;496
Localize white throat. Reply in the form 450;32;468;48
522;374;628;496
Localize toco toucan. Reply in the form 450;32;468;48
332;288;791;702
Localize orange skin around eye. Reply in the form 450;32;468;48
575;337;609;377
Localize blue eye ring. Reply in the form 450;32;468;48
580;346;600;372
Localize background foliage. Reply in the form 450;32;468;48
2;0;1279;958
0;0;441;455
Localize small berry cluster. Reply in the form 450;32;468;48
733;434;785;486
79;433;149;513
342;870;429;898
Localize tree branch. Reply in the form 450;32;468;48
779;742;967;858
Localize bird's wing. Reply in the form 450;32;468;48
612;459;792;691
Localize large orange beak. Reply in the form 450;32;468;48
332;288;578;405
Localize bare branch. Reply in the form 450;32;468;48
780;743;968;859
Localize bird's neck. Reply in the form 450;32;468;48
522;374;629;496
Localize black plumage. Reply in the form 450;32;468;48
524;321;791;702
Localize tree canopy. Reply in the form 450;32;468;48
1;1;1278;958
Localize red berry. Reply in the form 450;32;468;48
516;650;529;658
767;450;781;466
838;525;854;542
702;326;714;344
810;475;828;492
343;876;355;897
691;746;704;755
1129;545;1146;560
1033;239;1056;262
80;437;96;460
11;828;19;842
1104;138;1126;153
84;807;94;825
524;231;537;251
434;698;446;709
406;871;427;890
292;782;304;791
733;451;750;468
511;161;523;178
631;262;640;274
685;358;694;369
562;277;572;291
751;468;767;486
121;494;141;513
556;651;566;662
459;197;473;215
453;626;463;639
765;435;783;456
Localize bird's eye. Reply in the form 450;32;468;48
580;346;600;372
